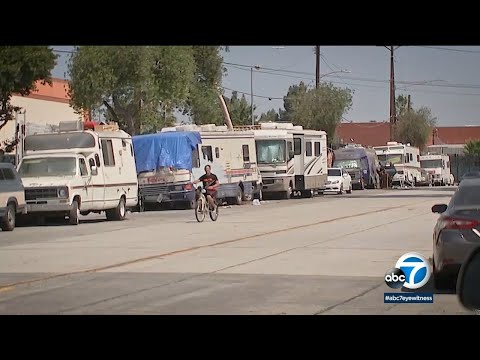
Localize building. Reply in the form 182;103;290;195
1;78;86;149
336;121;480;152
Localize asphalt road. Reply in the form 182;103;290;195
0;186;472;315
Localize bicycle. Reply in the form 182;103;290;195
195;186;219;222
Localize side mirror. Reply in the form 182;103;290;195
90;165;98;176
431;204;447;213
457;246;480;311
343;173;348;177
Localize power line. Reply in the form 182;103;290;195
222;86;283;100
419;46;480;54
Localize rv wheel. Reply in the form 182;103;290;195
106;197;126;221
69;200;80;225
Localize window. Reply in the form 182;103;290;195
409;153;413;161
314;142;321;156
130;144;133;156
405;154;410;163
417;155;420;162
306;142;312;156
215;147;220;159
287;142;293;153
201;146;213;162
122;139;127;149
101;140;115;166
192;148;200;168
242;145;250;162
79;158;88;176
0;168;15;180
95;154;101;167
294;138;302;155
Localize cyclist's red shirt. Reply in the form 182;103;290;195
199;173;218;194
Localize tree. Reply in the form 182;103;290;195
464;140;480;157
281;82;353;142
394;105;436;149
182;46;227;125
68;46;195;135
259;109;280;123
224;91;256;126
0;46;57;134
395;94;411;118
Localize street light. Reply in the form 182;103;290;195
251;65;260;126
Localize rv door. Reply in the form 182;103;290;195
293;134;305;190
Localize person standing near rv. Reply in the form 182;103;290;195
194;165;220;210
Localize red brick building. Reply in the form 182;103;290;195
336;121;480;147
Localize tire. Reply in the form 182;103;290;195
69;200;80;225
338;185;343;195
433;260;456;291
106;197;126;221
346;185;352;194
235;190;243;205
255;188;263;201
284;184;293;200
195;198;206;223
1;203;16;231
209;202;219;221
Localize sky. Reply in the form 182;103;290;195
51;46;480;126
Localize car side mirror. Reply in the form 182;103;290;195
90;165;98;176
343;173;348;177
431;204;447;213
457;246;480;311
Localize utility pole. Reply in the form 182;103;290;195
315;45;320;89
388;46;397;142
407;94;411;111
251;67;254;125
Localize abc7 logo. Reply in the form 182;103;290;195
384;253;431;290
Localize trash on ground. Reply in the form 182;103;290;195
252;199;261;205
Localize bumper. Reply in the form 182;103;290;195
143;190;195;204
262;177;289;193
435;231;480;273
26;201;73;214
324;183;341;192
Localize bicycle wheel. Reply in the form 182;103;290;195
209;201;219;221
195;197;206;222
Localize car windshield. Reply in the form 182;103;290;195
378;154;403;165
450;185;480;207
328;169;342;177
256;140;286;164
18;157;77;177
420;159;442;168
334;159;358;169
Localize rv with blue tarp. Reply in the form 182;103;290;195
333;144;380;189
132;131;202;210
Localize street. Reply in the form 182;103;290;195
0;186;471;315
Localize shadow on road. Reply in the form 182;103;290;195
346;193;454;199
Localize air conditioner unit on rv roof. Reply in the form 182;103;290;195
387;141;398;145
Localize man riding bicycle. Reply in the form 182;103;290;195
193;165;220;210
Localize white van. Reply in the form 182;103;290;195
17;121;138;225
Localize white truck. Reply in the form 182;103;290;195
374;142;421;187
17;120;138;225
420;154;454;186
252;122;328;199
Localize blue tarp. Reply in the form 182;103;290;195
132;131;202;173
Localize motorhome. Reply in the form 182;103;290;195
17;120;138;225
420;154;453;186
373;142;421;187
252;122;328;199
333;144;380;189
133;131;202;210
134;124;262;208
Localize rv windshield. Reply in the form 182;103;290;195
377;154;403;165
256;140;286;164
420;159;442;168
18;157;77;177
334;159;359;169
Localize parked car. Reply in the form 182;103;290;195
0;163;26;231
460;171;480;183
431;177;480;289
325;168;352;194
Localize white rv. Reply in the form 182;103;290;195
373;142;421;186
253;122;328;199
160;124;263;205
17;121;138;225
419;154;453;186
